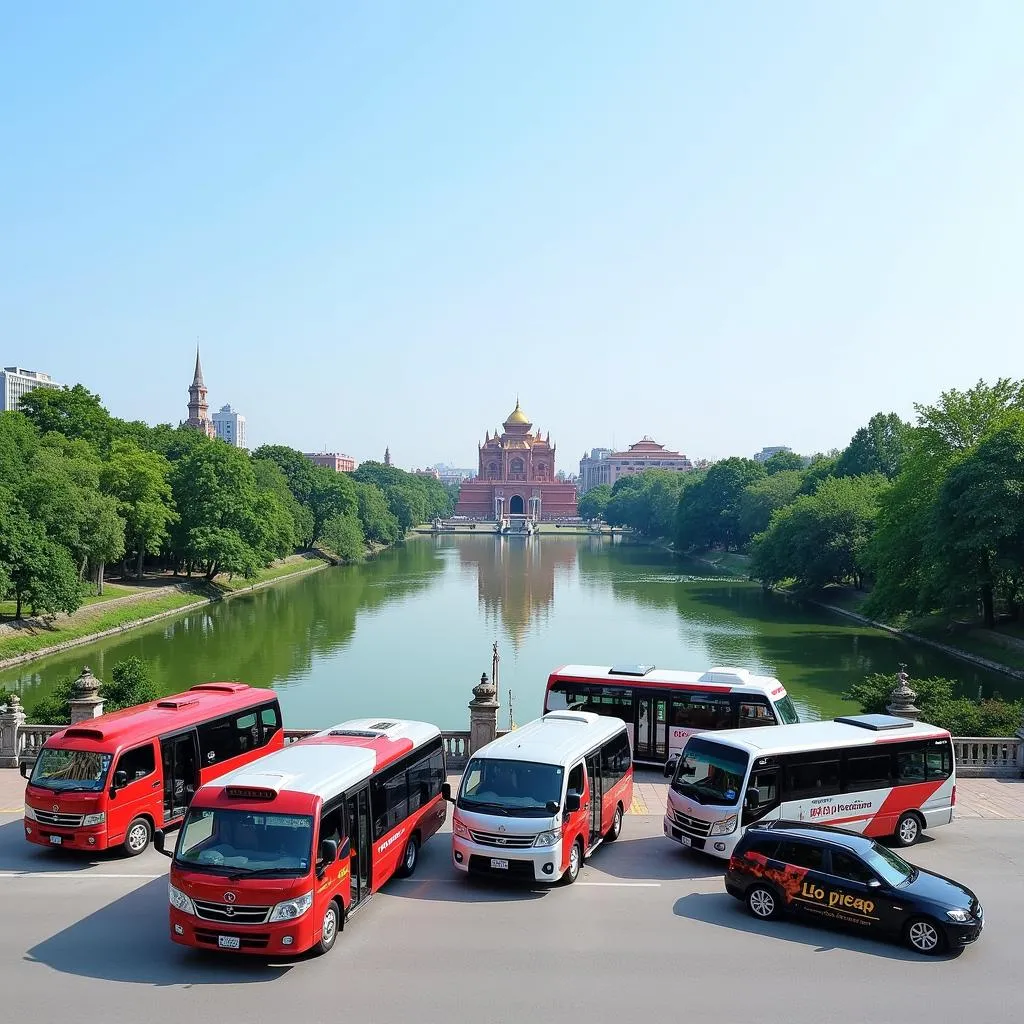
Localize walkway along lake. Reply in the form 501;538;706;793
1;535;1017;728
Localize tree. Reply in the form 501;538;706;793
100;441;177;578
798;453;839;494
676;459;765;551
321;513;366;563
104;657;157;712
834;412;910;479
253;458;313;548
578;484;612;521
354;481;401;545
307;467;358;545
18;384;117;453
0;411;40;486
82;493;126;593
763;450;805;475
251;445;317;505
737;470;804;541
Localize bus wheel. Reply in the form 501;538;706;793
317;900;341;955
123;817;151;857
396;835;419;878
605;804;623;842
905;916;946;955
894;812;922;847
746;884;780;920
563;838;583;885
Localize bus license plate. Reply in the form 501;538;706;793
218;936;241;950
49;835;62;845
490;858;509;870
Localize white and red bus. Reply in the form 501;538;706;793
448;711;633;885
156;717;446;956
664;714;956;860
544;663;799;766
24;683;283;857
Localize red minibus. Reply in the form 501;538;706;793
157;717;447;956
23;683;283;857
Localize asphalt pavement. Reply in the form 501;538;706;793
0;800;1021;1024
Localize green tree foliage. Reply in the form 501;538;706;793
307;466;358;545
28;658;158;724
834;412;910;479
737;471;804;541
252;458;314;549
354;481;401;545
676;459;765;551
798;453;839;495
352;461;451;532
844;673;1024;738
763;450;805;474
605;471;690;538
320;513;366;563
751;475;888;589
578;484;612;521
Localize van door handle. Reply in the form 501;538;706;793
152;781;161;788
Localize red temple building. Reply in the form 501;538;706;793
455;400;578;521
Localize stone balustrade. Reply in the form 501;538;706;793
442;732;471;768
952;737;1022;778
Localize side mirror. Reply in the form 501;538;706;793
866;878;882;889
113;770;128;790
320;839;338;864
745;791;759;810
153;831;173;859
564;793;581;813
441;782;452;802
19;762;28;779
664;758;678;779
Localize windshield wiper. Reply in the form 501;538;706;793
227;866;305;881
462;800;511;815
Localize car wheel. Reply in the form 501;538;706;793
316;900;341;955
746;884;780;920
605;805;623;842
395;835;419;878
905;916;946;955
563;838;583;884
894;812;922;847
123;817;151;857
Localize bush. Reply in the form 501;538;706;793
843;673;1023;737
27;658;157;724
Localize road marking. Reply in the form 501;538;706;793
629;795;649;814
0;872;163;879
577;881;661;887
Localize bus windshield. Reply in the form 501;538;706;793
175;808;314;878
458;758;565;817
30;748;112;792
773;696;799;725
672;738;748;806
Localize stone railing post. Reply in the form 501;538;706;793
0;693;27;768
468;671;499;754
69;666;105;723
886;664;921;720
1016;712;1024;775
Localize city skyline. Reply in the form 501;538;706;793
2;5;1021;465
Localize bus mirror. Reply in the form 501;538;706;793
745;791;759;810
320;839;338;865
19;762;28;779
441;783;452;802
153;831;172;859
565;793;581;813
664;758;677;779
113;770;128;790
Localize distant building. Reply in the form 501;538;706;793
432;464;475;485
753;446;792;463
606;437;693;486
384;447;392;467
414;467;441;480
305;452;356;473
180;348;216;439
578;448;613;494
212;404;247;449
0;366;63;412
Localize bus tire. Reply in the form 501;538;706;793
605;804;623;842
123;817;152;857
316;900;341;955
905;916;946;955
563;838;583;885
396;835;419;878
894;811;922;847
746;884;781;920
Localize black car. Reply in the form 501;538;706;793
725;820;983;955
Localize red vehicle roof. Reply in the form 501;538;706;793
43;683;277;753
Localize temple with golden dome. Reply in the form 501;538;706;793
454;400;578;520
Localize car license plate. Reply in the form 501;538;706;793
490;858;509;870
218;935;241;950
49;835;62;845
678;834;691;848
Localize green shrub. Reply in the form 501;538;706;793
27;657;157;724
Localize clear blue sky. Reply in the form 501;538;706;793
2;2;1021;469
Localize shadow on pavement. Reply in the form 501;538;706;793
582;834;726;882
671;891;963;963
0;818;169;874
25;877;295;984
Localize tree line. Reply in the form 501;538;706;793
580;379;1024;630
0;384;453;620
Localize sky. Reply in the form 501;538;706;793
2;2;1022;469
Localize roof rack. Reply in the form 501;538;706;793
328;729;381;739
835;714;914;732
608;664;655;677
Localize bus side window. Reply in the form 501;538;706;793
567;763;584;796
738;702;774;728
318;804;343;862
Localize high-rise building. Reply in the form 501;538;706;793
578;448;613;494
0;366;63;412
181;348;216;438
753;446;792;463
605;437;693;485
213;404;247;449
305;452;356;472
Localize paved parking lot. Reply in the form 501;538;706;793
1;777;1022;1024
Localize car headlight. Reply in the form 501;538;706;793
534;831;557;847
168;883;196;916
710;815;738;836
24;804;38;821
82;812;105;826
946;908;973;923
269;891;314;923
453;818;469;838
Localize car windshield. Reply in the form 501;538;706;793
773;696;799;725
175;808;314;878
861;841;915;886
458;758;564;818
30;748;112;792
672;737;748;806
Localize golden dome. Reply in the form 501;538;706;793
505;399;530;426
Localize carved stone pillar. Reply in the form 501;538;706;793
886;665;921;721
0;692;26;768
468;671;499;754
69;667;105;724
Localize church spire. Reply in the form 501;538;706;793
192;345;205;386
384;446;391;467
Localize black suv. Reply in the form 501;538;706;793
725;821;983;955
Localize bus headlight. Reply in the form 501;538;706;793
269;891;314;923
23;804;38;821
168;883;196;916
534;831;557;847
82;812;106;826
453;818;469;838
709;815;738;835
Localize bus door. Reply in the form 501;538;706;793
634;695;667;762
345;787;371;909
585;751;603;847
160;731;199;824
